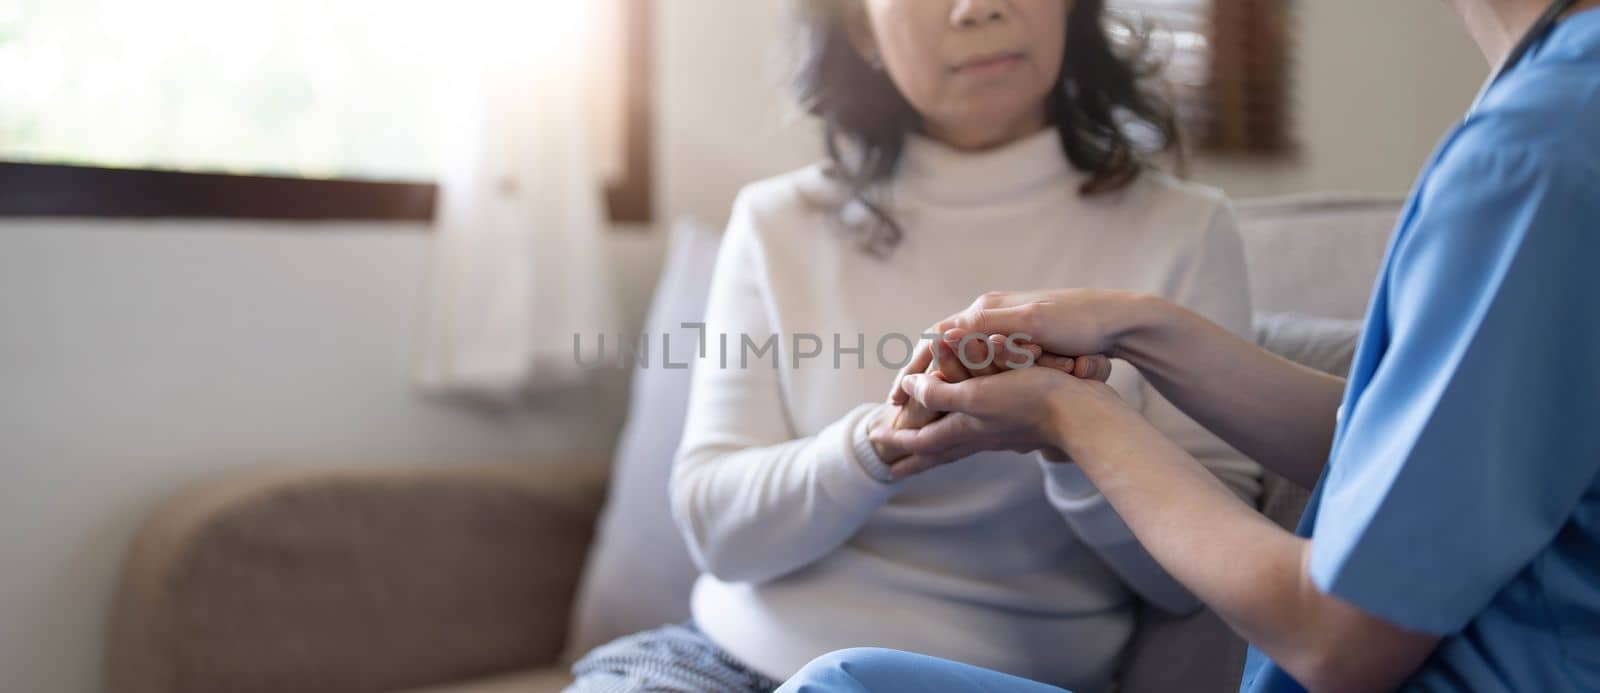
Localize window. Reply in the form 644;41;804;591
1112;0;1294;154
0;0;652;222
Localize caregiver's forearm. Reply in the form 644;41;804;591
1054;412;1438;691
1111;295;1344;489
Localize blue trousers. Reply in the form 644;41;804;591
777;649;1072;693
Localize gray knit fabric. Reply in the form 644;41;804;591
568;622;783;693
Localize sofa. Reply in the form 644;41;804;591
105;195;1402;693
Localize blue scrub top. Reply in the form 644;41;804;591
1242;10;1600;693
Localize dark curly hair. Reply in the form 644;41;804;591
789;0;1182;257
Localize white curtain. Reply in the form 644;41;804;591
413;2;621;403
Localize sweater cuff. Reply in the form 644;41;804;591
850;403;898;483
811;404;902;512
1039;455;1136;547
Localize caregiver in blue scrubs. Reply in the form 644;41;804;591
780;0;1600;690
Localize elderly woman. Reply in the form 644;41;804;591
783;0;1600;691
567;1;1259;691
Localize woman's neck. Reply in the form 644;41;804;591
897;127;1076;206
1449;0;1600;65
923;111;1051;153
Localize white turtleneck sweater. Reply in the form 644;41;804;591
670;129;1260;691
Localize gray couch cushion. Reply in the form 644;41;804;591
1235;195;1402;320
1254;312;1364;378
564;220;721;660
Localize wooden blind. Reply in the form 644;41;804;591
1110;0;1293;154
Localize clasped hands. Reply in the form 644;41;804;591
868;289;1142;479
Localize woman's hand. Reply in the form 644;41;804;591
871;334;1052;462
892;331;1048;430
874;352;1118;479
889;289;1156;409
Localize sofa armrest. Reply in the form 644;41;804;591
107;461;608;693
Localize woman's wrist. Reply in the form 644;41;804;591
865;406;906;466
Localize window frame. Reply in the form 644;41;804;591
1112;0;1295;156
0;0;653;225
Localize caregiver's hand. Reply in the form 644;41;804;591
875;353;1116;479
869;334;1053;463
889;289;1149;409
892;330;1047;430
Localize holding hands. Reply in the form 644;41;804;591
870;289;1153;479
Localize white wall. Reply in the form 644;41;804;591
0;222;664;693
656;0;822;227
0;1;1488;691
1193;0;1488;197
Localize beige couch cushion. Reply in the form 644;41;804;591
107;463;605;693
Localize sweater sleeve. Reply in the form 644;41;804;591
1043;200;1262;615
669;190;902;585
